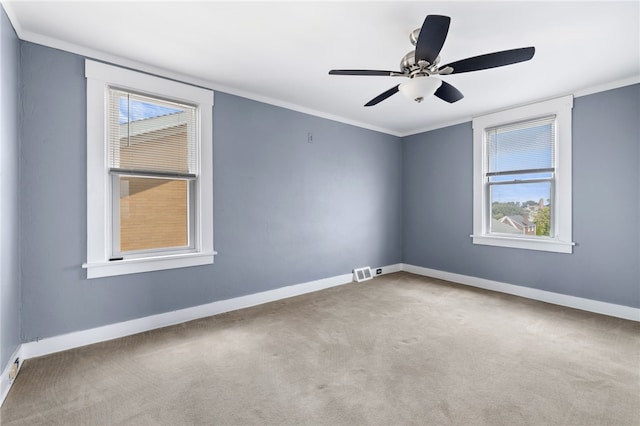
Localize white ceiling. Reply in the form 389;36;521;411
4;1;640;136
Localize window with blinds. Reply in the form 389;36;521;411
485;116;556;237
471;95;572;253
108;89;197;176
85;60;214;278
108;89;197;255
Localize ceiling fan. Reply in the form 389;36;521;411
329;15;535;106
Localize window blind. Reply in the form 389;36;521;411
486;115;555;177
108;89;197;177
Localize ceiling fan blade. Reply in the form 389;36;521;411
415;15;451;64
329;69;400;76
365;85;400;107
439;47;535;74
434;81;464;103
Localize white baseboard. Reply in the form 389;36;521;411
21;264;400;360
401;263;640;322
19;261;635;365
1;345;23;407
378;263;402;274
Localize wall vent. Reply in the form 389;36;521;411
353;267;373;282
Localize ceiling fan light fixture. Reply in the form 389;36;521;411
399;76;442;103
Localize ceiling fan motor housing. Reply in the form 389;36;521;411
402;50;438;76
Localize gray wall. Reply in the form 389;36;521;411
19;42;403;341
403;84;640;308
0;5;21;367
13;39;640;344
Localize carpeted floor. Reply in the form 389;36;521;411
1;272;639;425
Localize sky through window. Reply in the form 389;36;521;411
118;98;182;124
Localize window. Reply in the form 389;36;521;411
83;60;214;278
472;96;574;253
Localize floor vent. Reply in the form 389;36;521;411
353;267;373;282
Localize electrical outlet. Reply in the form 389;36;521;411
8;358;19;382
307;132;313;143
376;268;382;275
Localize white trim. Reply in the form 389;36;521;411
472;95;574;254
401;264;640;322
378;263;402;274
3;4;638;139
398;116;472;137
398;78;640;137
209;86;402;137
573;75;640;98
13;27;216;94
0;2;23;38
7;24;401;137
15;262;638;362
469;234;575;254
0;345;23;407
85;60;213;105
84;60;215;278
82;252;217;279
21;264;400;359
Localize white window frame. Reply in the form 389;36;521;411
472;95;574;254
83;60;215;278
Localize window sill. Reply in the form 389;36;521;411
471;234;574;254
82;251;217;279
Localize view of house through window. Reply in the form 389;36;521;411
109;89;196;255
85;59;214;278
486;116;555;238
117;176;189;252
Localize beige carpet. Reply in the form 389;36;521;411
1;272;639;425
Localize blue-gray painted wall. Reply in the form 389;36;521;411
403;85;640;308
9;39;640;345
19;42;403;341
0;5;21;368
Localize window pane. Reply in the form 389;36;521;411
487;116;555;173
490;181;552;237
118;176;189;252
109;89;197;175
